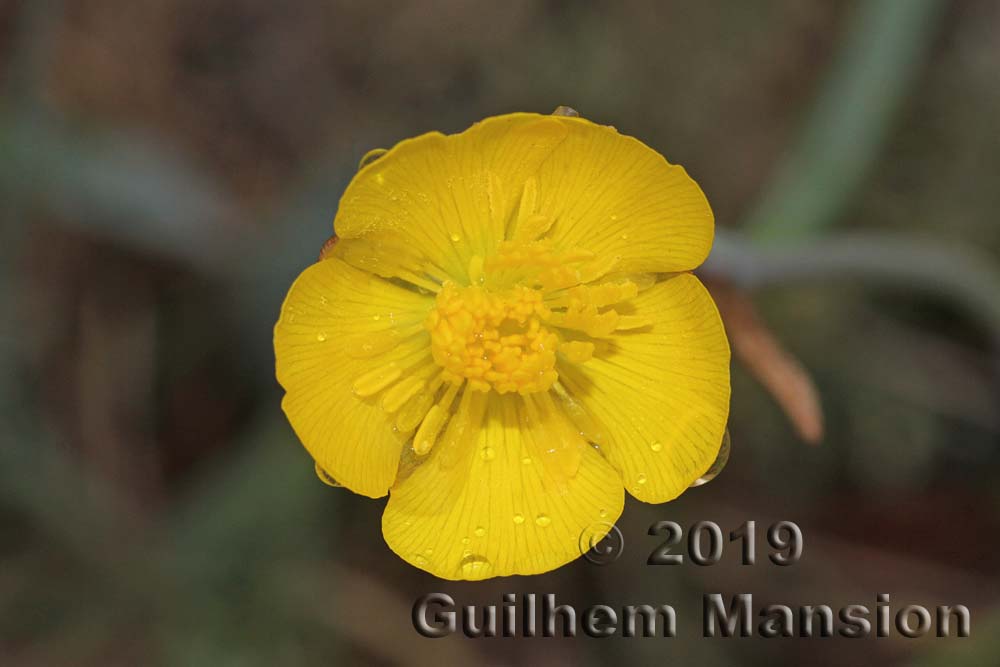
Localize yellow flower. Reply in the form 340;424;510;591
274;111;731;580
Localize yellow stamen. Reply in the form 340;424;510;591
511;178;554;242
412;381;462;455
380;375;427;413
615;315;653;330
426;282;558;395
437;388;490;469
395;390;435;433
413;405;448;455
546;280;638;309
548;303;620;337
551;380;607;445
352;362;402;397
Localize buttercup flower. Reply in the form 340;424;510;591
274;111;731;580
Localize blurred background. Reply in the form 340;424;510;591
2;0;999;664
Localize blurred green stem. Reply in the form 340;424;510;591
744;0;945;241
706;229;1000;347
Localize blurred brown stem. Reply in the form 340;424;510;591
707;279;824;445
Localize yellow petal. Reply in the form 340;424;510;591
558;273;731;503
533;116;714;273
334;112;711;288
333;114;571;284
274;257;434;498
382;393;624;580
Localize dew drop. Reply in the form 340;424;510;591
459;555;493;579
473;526;487;537
535;514;551;527
319;295;328;305
690;429;732;487
480;446;496;461
373;314;382;321
521;456;532;465
599;508;608;518
414;554;428;566
423;548;434;556
358;148;388;170
636;473;648;485
316;332;328;342
450;232;461;243
650;441;663;452
513;513;525;525
551;105;580;117
314;462;343;488
461;536;470;545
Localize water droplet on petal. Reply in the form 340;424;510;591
551;105;580;117
461;536;470;545
690;429;732;487
316;332;328;342
314;462;343;488
358;148;388;170
473;526;486;537
599;508;608;518
414;554;428;566
480;446;496;461
459;555;492;579
450;232;461;243
636;473;648;485
513;513;525;525
535;514;551;527
650;441;663;452
521;456;532;465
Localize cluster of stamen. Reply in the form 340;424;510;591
427;282;558;394
345;231;646;462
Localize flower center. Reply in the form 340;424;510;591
426;282;558;394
